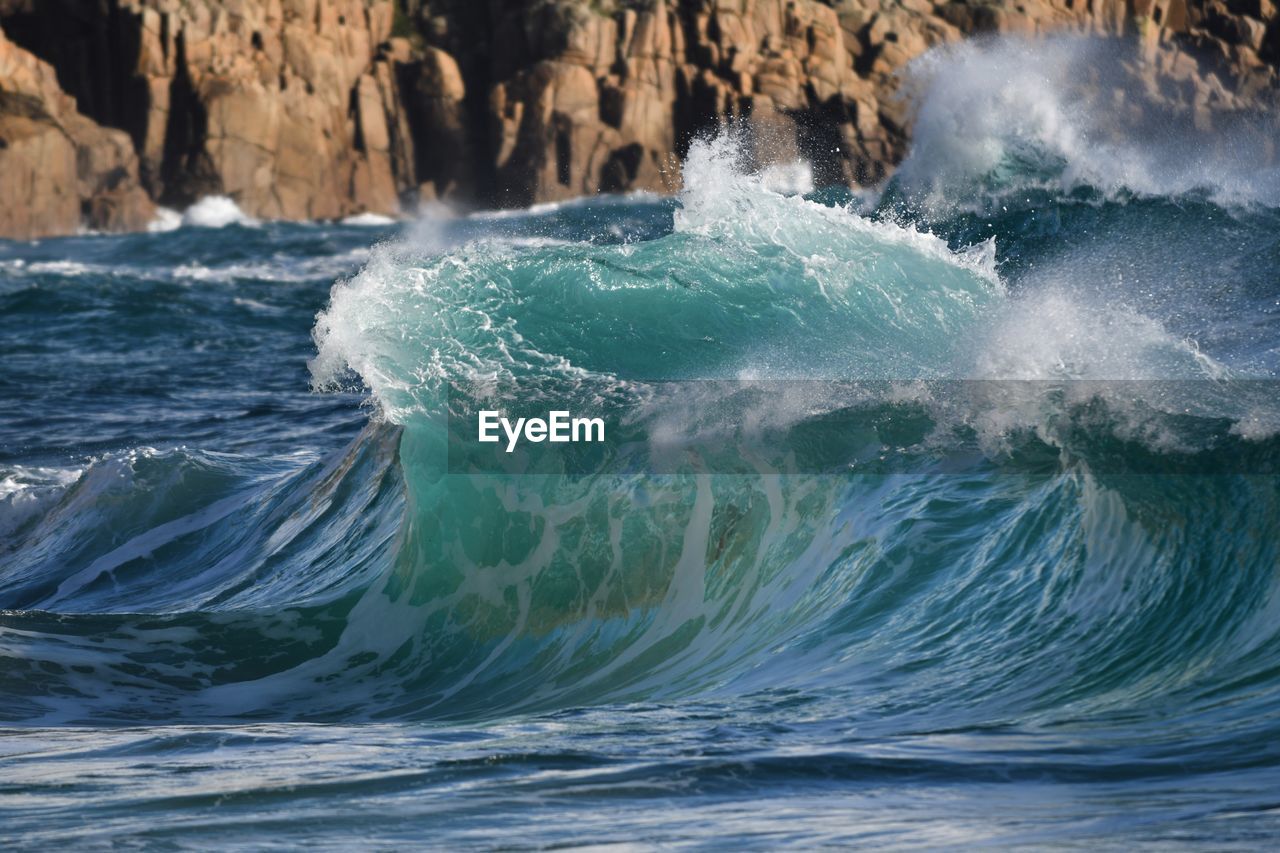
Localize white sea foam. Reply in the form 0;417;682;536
0;465;83;540
182;196;259;229
17;260;95;276
341;212;399;226
675;130;999;283
147;207;183;233
0;258;182;283
173;248;370;284
468;190;663;221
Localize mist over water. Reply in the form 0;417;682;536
894;37;1280;209
3;36;1280;848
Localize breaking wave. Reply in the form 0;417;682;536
3;117;1279;745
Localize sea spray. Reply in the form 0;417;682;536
893;37;1280;209
181;195;260;229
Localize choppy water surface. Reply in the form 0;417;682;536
3;38;1280;848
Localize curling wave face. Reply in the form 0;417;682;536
4;38;1280;843
5;124;1280;726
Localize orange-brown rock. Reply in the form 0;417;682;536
1;0;410;221
2;0;1280;239
0;25;153;240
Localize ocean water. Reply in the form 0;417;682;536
4;38;1280;848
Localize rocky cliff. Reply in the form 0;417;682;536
1;0;1278;238
0;24;153;240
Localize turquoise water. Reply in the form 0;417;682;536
5;67;1280;845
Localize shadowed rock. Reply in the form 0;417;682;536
0;25;153;240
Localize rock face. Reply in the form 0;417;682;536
0;0;407;220
0;25;153;240
456;0;1280;200
1;0;1279;238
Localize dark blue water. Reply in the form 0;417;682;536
3;108;1280;847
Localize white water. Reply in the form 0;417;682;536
896;38;1280;208
341;212;399;226
181;196;260;229
147;207;183;233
